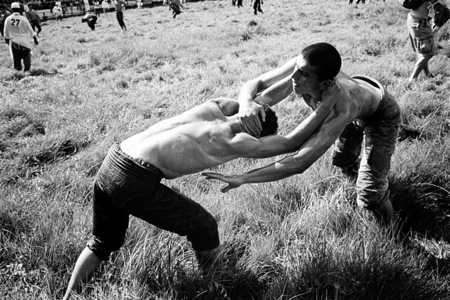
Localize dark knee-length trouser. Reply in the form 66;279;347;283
87;143;220;261
332;82;401;213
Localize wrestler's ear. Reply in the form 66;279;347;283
319;78;335;91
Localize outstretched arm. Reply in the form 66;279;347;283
230;80;341;159
204;105;350;192
238;57;297;135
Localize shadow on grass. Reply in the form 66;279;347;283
28;69;58;77
390;176;450;277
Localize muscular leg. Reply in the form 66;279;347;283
408;55;432;82
63;247;102;300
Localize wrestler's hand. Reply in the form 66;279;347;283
202;172;243;193
238;101;265;137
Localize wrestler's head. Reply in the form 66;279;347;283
258;103;278;137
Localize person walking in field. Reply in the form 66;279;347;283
53;3;63;21
82;9;97;31
169;0;183;18
62;94;340;300
102;0;110;13
406;0;449;83
203;43;401;226
25;5;42;36
0;4;12;37
114;0;127;30
3;2;39;73
251;0;263;15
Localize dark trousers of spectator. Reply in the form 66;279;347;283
11;42;31;71
88;16;97;30
237;0;243;7
56;15;63;21
253;1;262;15
116;11;126;30
31;21;42;36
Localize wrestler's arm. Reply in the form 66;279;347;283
208;98;240;116
204;107;351;192
238;57;297;135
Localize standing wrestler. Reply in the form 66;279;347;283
204;43;401;226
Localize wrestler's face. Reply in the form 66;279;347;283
291;55;322;96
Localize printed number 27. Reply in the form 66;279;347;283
11;19;21;26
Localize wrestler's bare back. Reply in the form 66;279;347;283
330;72;383;122
120;101;249;179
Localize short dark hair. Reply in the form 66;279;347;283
259;104;278;137
301;42;341;82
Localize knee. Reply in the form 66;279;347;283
189;210;219;251
86;236;125;261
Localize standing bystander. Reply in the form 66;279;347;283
0;4;12;37
251;0;263;15
114;0;127;30
407;0;450;83
3;2;39;73
53;2;63;21
25;5;41;36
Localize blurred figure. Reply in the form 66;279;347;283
102;0;110;13
251;0;263;15
82;8;97;30
93;1;101;17
169;0;183;18
237;0;243;8
3;2;39;72
53;2;63;21
115;0;127;30
0;4;12;37
25;5;42;36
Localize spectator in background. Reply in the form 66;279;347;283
169;0;183;18
137;0;143;9
102;0;110;13
42;12;48;22
237;0;243;8
3;2;39;73
82;8;97;30
115;0;127;30
53;2;63;21
251;0;263;15
25;5;42;36
0;4;12;37
93;1;99;16
406;0;449;83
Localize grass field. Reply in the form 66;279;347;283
1;0;450;299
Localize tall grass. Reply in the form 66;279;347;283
1;0;450;299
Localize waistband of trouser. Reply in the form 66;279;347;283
408;13;430;26
103;143;164;182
